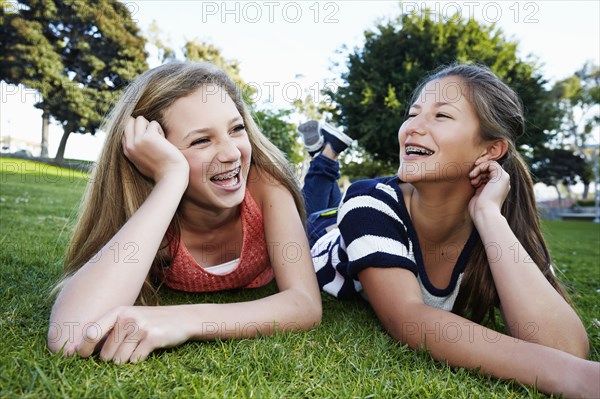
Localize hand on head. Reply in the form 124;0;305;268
468;155;511;222
122;116;189;183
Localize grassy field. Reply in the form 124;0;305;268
1;158;598;398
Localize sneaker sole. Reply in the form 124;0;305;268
298;120;324;154
321;122;353;146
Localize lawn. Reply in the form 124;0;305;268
1;158;598;398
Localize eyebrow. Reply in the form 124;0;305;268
183;116;244;140
410;102;462;113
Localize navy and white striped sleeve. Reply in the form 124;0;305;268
337;179;417;279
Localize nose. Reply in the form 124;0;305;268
404;114;426;136
216;136;241;163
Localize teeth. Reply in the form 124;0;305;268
212;165;240;181
406;145;434;155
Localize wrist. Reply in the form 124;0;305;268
156;165;189;189
472;207;506;230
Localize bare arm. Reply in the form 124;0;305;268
359;267;600;398
48;117;189;354
75;170;321;363
181;171;322;339
469;161;588;357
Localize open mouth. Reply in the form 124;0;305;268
405;145;435;156
210;164;241;187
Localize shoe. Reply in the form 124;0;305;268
298;120;325;157
320;121;353;155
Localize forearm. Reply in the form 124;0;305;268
393;305;596;397
49;176;187;348
474;210;588;355
181;288;321;340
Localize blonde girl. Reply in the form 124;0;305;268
48;62;322;363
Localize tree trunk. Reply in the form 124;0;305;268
41;109;49;158
554;185;563;209
563;182;573;201
582;182;590;200
54;129;71;165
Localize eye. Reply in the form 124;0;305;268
231;124;246;134
436;113;451;119
406;113;417;119
191;137;210;146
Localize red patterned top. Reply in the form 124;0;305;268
163;189;274;292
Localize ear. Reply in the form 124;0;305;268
479;139;509;162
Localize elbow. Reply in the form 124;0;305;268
300;293;322;331
289;288;322;332
377;307;431;351
307;298;323;329
561;332;590;359
548;319;590;359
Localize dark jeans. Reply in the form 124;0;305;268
303;154;342;246
302;154;342;215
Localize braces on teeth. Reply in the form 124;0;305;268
406;145;434;155
212;166;241;181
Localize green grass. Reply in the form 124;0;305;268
1;158;598;398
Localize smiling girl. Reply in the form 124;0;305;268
48;62;321;363
310;64;599;397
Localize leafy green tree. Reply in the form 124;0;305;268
329;12;560;164
1;0;148;162
146;20;176;64
253;108;303;165
530;147;591;208
339;144;395;182
551;62;599;198
183;39;246;89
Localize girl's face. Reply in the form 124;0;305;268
397;76;486;184
164;84;252;211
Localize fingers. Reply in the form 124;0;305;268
469;161;510;192
130;339;154;363
106;324;143;364
122;117;135;156
76;308;120;357
77;307;149;364
123;116;151;156
134;115;150;139
147;120;165;137
99;314;141;363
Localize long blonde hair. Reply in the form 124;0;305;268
58;62;305;304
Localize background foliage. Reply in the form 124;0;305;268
328;12;561;167
1;0;148;161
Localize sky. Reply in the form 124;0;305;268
1;0;599;164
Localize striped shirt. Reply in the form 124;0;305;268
311;177;477;311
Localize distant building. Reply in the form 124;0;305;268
0;135;41;156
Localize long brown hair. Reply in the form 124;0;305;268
56;62;305;305
410;63;567;323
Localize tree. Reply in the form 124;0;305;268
551;62;600;199
530;147;591;208
146;20;176;64
329;12;561;164
183;40;243;86
253;108;303;165
339;145;396;182
1;0;147;162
